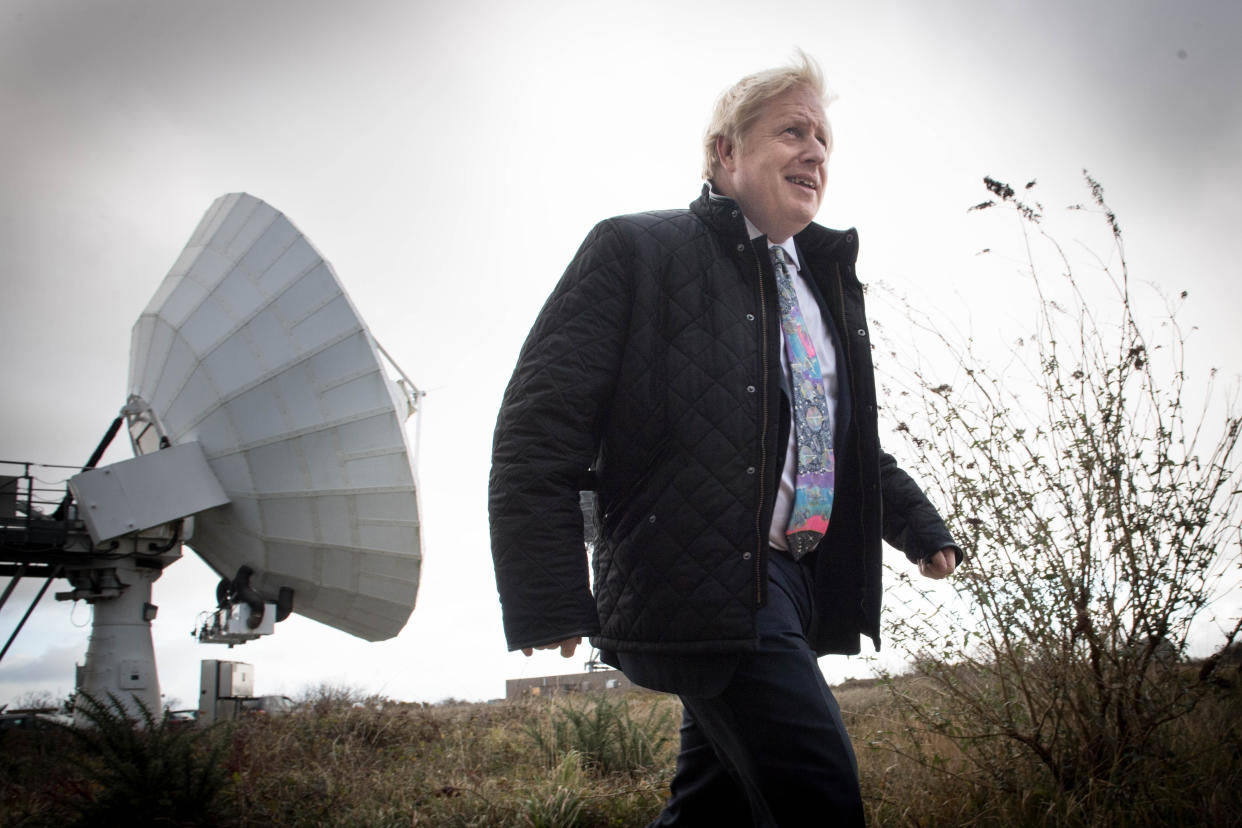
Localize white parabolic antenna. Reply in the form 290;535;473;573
126;192;422;641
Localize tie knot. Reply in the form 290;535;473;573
770;245;793;279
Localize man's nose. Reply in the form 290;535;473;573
802;137;826;164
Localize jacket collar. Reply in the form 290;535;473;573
691;182;749;241
690;182;859;266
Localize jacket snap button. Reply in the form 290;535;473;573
731;210;739;218
742;551;752;560
648;515;657;524
746;466;756;475
747;385;756;394
736;243;745;252
857;328;867;337
746;313;755;321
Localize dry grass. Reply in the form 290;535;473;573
223;692;677;827
844;666;1242;827
2;669;1239;827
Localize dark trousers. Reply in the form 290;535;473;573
648;551;865;827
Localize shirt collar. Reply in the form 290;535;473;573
745;217;801;272
707;181;802;271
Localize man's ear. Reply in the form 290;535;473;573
716;134;738;173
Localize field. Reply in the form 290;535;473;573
2;666;1240;827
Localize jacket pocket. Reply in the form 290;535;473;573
602;436;674;540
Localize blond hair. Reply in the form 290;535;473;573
702;50;834;181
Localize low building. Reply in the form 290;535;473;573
506;668;639;699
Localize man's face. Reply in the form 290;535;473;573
715;85;828;243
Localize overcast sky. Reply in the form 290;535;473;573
2;0;1240;708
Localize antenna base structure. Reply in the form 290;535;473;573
59;437;229;722
70;555;166;721
0;450;196;724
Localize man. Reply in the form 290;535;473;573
490;53;961;826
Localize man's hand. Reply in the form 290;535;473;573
521;637;581;658
918;547;958;580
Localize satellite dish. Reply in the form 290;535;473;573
126;193;423;641
4;193;422;723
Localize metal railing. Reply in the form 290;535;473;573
0;460;89;664
0;460;87;572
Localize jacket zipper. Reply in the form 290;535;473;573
834;262;871;605
751;237;770;607
833;262;852;405
833;263;863;474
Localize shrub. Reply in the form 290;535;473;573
524;693;675;778
49;692;231;827
874;174;1242;825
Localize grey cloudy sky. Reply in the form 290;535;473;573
2;0;1239;707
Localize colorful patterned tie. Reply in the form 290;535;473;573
771;246;834;559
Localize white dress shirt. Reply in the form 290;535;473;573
742;219;840;552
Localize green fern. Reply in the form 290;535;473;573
56;692;232;827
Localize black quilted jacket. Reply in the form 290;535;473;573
490;185;958;658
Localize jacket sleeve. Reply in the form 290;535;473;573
489;219;635;651
877;449;962;566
